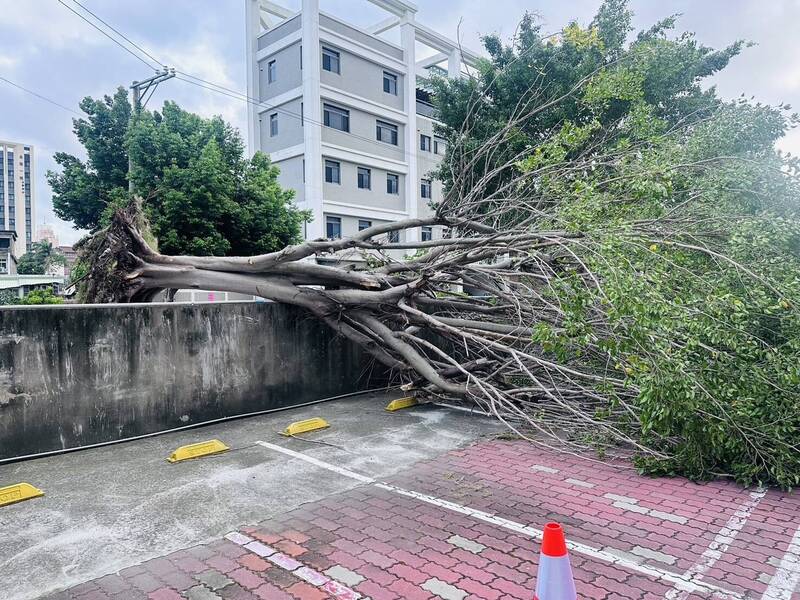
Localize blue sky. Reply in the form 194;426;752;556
2;0;799;244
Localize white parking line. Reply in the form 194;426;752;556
254;440;743;598
762;525;800;600
255;441;375;483
663;488;766;600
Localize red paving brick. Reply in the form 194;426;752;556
42;439;799;600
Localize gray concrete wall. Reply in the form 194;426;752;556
320;101;406;161
321;157;406;211
257;15;301;51
258;41;302;100
275;156;305;203
0;302;385;460
319;43;405;111
416;115;444;219
259;97;305;153
319;14;404;61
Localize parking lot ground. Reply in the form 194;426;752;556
3;393;797;600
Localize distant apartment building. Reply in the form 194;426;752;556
245;0;479;246
37;223;59;247
0;141;35;257
0;230;18;275
58;245;78;280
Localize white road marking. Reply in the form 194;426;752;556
762;525;800;600
224;532;253;545
230;529;361;598
663;488;766;600
255;441;375;483
254;440;743;598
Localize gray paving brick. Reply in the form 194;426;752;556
564;478;595;488
648;509;688;524
129;572;162;593
604;493;637;504
529;464;559;474
613;500;649;514
631;546;678;565
601;546;643;564
422;577;467;600
446;534;486;554
194;570;233;591
324;565;365;586
184;585;223;600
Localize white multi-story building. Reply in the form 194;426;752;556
245;0;479;246
0;140;35;257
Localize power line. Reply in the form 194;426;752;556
53;0;424;163
69;0;165;68
0;76;83;117
55;0;159;71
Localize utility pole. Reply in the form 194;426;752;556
129;67;175;194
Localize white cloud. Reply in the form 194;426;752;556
0;1;107;49
0;55;19;71
158;38;239;89
148;35;249;130
777;126;800;157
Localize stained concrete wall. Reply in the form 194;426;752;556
0;302;384;460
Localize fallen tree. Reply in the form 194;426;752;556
76;16;800;487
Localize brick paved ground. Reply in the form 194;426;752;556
41;439;799;600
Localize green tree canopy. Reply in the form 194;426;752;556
428;1;800;486
16;241;66;275
20;287;64;305
432;0;745;195
47;90;308;256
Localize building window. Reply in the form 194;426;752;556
269;113;278;137
322;47;340;73
421;179;432;199
301;102;304;126
420;135;431;152
434;138;445;154
0;257;6;274
358;219;372;231
383;71;398;95
268;60;277;83
388;230;400;243
326;216;342;239
386;173;399;194
357;167;371;190
421;226;433;242
324;160;341;184
324;103;350;132
376;120;398;145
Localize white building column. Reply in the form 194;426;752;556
448;48;462;79
28;146;35;254
401;13;419;241
245;0;262;158
301;0;324;240
0;143;7;235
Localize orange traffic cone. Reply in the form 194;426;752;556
534;522;577;600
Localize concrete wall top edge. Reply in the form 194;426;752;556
0;300;262;311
